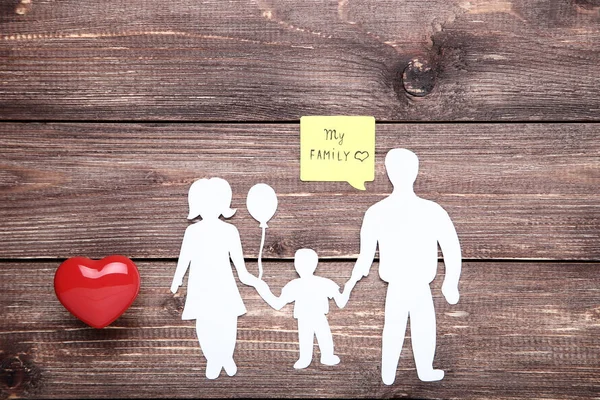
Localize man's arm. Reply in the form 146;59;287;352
344;207;378;295
326;279;348;309
437;208;462;305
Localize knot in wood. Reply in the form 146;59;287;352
574;0;600;8
402;58;435;97
0;353;41;396
1;356;25;389
266;238;294;257
162;295;185;316
15;0;32;15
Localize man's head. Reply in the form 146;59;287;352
294;248;318;278
385;148;419;190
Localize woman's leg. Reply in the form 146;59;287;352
196;319;221;379
219;315;238;376
196;315;239;378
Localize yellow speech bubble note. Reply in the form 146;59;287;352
300;116;375;190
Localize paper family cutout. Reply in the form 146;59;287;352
170;148;461;384
255;249;348;369
344;148;461;384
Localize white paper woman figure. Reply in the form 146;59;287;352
344;148;462;385
170;178;262;379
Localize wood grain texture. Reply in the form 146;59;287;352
1;260;599;399
1;122;599;260
1;0;599;121
2;1;599;398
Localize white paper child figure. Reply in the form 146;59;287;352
170;178;263;379
256;248;348;369
344;148;462;385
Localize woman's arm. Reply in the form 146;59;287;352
255;280;288;310
171;227;192;293
229;226;260;287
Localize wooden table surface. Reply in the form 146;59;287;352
1;1;599;398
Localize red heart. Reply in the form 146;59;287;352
54;256;140;328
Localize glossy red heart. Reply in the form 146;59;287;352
54;256;140;328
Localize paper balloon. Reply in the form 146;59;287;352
247;183;278;228
247;183;278;280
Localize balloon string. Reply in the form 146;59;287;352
258;226;266;280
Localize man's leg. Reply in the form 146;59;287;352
410;285;444;381
382;288;409;385
294;317;314;369
314;314;340;366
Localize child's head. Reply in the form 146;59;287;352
187;177;236;220
294;248;318;277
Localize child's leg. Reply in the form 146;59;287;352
314;314;340;366
294;317;314;369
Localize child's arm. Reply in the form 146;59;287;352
255;280;289;310
333;289;349;309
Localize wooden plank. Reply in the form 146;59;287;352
1;260;599;399
1;0;599;121
1;122;599;260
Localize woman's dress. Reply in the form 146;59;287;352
179;220;247;320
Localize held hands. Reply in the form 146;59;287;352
441;283;460;305
336;290;350;309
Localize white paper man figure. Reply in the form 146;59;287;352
170;178;262;379
344;148;461;385
256;248;349;369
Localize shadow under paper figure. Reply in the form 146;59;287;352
256;248;348;369
344;148;462;385
170;177;262;379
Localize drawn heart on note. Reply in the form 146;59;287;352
54;256;140;328
354;151;370;162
